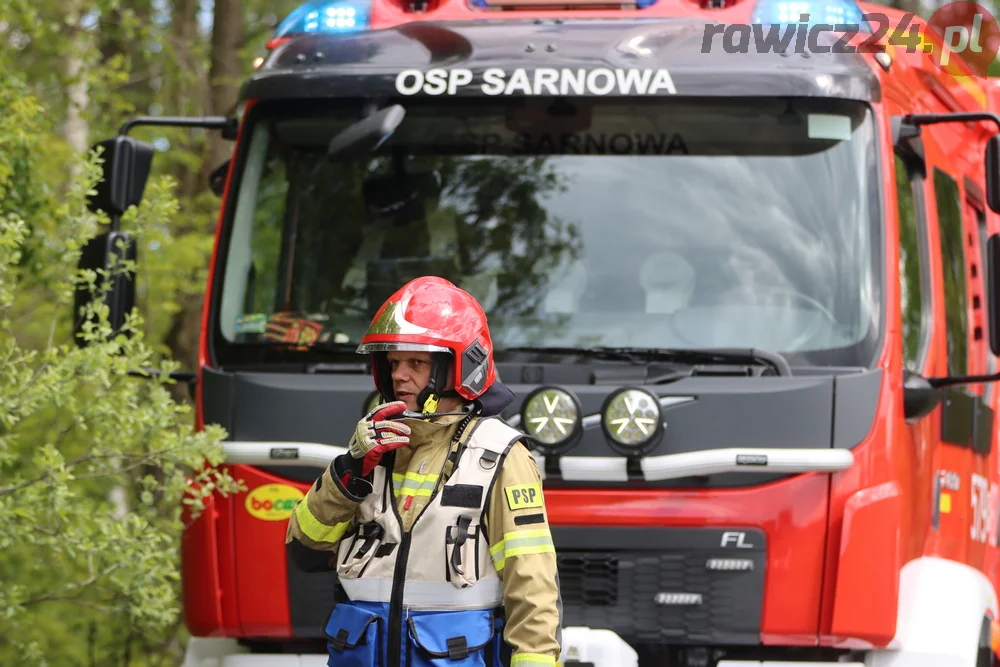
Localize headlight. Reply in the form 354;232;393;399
519;386;583;454
601;387;664;455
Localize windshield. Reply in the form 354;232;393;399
211;96;882;369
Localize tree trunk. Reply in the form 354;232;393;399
162;0;245;404
67;0;132;521
204;0;244;174
170;0;203;200
64;2;89;157
99;0;155;135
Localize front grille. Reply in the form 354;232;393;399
559;553;620;606
553;527;766;646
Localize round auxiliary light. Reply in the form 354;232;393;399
600;387;664;456
519;386;583;454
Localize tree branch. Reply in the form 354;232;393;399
35;595;119;615
19;564;119;607
0;447;176;497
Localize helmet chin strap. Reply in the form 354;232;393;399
401;357;469;421
392;407;471;420
373;351;465;419
414;352;459;415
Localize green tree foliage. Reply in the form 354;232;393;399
0;50;241;667
0;1;314;661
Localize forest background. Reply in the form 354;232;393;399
0;0;988;664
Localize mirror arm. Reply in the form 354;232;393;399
904;112;1000;132
927;371;1000;388
118;116;239;140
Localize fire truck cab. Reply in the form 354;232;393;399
77;0;1000;665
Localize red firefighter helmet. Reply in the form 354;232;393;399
356;276;497;407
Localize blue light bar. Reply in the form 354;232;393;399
273;0;371;38
750;0;871;33
468;0;657;8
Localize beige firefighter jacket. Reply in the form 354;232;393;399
286;409;562;666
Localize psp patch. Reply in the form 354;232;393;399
505;483;543;510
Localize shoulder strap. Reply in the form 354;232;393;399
441;413;484;481
467;416;526;451
475;419;533;544
442;415;527;480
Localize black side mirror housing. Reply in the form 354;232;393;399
73;230;137;347
988;135;1000;214
210;160;230;196
988;232;1000;357
75;134;151;347
903;369;942;420
87;136;155;217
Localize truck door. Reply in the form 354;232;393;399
929;167;991;564
962;185;999;573
895;151;945;556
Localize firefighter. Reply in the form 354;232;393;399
285;275;563;667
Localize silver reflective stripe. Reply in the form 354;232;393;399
222;441;347;469
550;448;855;482
339;578;503;609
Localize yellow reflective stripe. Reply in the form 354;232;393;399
511;653;556;666
393;472;439;484
504;528;552;543
398;482;436;496
393;472;438;498
490;529;555;572
293;496;353;545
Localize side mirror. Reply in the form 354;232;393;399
87;136;155;218
76;135;149;347
73;230;137;347
209;160;230;196
903;369;942;420
987;135;1000;214
327;105;405;163
989;232;1000;356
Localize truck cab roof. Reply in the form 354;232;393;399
243;17;882;103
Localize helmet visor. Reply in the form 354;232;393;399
356;342;452;354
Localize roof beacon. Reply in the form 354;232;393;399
471;0;657;9
750;0;871;32
271;0;371;40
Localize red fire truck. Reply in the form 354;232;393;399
77;0;1000;664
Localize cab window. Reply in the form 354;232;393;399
933;168;968;376
896;154;929;372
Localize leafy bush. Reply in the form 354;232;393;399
0;63;241;666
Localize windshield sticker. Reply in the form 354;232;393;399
235;313;267;334
807;114;852;141
442;131;689;155
395;67;677;96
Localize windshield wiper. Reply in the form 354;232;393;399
305;362;370;373
502;346;792;377
262;340;359;354
302;342;365;373
308;341;360;353
256;340;369;373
